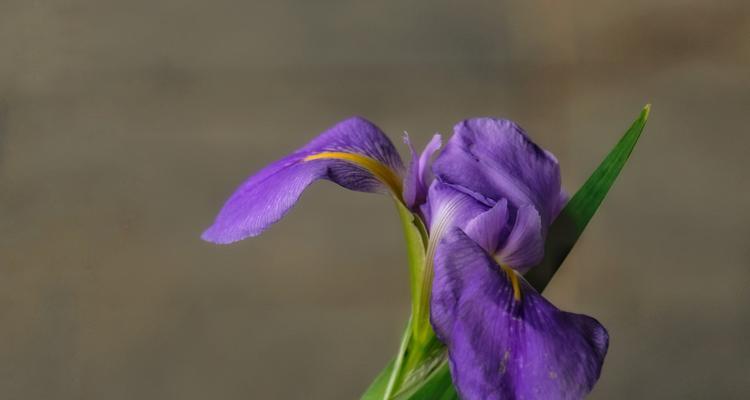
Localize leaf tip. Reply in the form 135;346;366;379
642;104;651;120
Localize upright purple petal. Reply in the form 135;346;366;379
202;117;404;244
421;182;487;236
496;204;544;273
426;181;544;272
433;118;566;227
404;133;442;210
463;198;509;255
432;229;608;400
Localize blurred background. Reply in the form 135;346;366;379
1;1;749;399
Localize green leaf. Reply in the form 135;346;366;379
361;358;395;400
393;200;428;320
392;361;456;400
363;105;650;399
525;104;650;292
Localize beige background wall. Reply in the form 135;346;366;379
1;1;749;398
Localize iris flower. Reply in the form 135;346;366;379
203;116;608;399
424;119;608;400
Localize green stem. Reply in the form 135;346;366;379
380;200;432;399
393;201;428;322
382;317;414;399
384;325;442;399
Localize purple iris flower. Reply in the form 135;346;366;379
203;116;608;399
426;119;608;400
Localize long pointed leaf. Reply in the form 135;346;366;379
525;104;650;291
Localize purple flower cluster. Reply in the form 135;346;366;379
203;117;608;399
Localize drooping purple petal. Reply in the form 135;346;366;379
433;118;567;227
404;133;442;210
431;229;608;400
202;117;404;244
302;117;405;173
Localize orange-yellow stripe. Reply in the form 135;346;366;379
304;152;403;198
501;264;522;302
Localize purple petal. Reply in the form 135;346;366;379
404;133;442;210
431;229;608;400
463;198;509;255
202;117;404;244
433;118;565;227
496;204;544;273
202;160;326;244
403;134;420;209
422;182;487;235
302;117;405;173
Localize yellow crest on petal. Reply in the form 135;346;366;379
500;264;522;302
304;152;403;199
